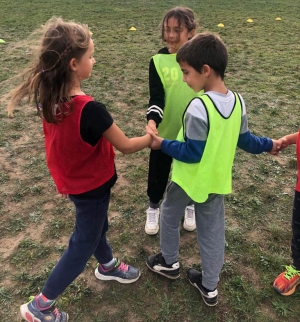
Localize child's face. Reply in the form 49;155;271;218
163;17;194;54
74;38;96;80
179;61;205;92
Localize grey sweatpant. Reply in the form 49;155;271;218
160;182;225;291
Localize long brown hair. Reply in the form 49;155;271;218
161;6;197;42
7;17;91;123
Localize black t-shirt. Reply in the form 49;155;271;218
69;100;117;199
80;101;113;146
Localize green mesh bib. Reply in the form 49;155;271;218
153;53;203;140
172;92;242;202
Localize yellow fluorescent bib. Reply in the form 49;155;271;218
153;54;203;140
171;93;242;202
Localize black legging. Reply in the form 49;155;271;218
291;190;300;269
147;149;172;204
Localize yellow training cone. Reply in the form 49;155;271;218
0;39;5;43
129;26;136;31
247;19;253;23
217;23;224;28
276;17;282;21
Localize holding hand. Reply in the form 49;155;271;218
146;125;163;150
147;120;158;135
279;132;298;149
276;136;291;151
270;139;281;155
270;132;298;155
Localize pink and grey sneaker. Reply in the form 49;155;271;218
95;258;140;284
20;295;68;322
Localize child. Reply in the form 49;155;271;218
145;6;203;235
273;132;300;296
7;17;152;322
146;32;280;306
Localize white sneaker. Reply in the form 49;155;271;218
183;205;196;231
145;207;159;235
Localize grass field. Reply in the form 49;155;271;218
0;0;300;321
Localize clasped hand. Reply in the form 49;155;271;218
145;125;163;150
270;137;289;155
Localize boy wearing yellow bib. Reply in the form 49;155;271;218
146;32;280;306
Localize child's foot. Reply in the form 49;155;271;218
187;268;218;306
95;258;140;284
146;253;180;279
183;205;196;231
273;265;300;295
145;207;160;235
20;296;69;322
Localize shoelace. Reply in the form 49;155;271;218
283;265;300;280
27;296;35;304
53;307;61;318
147;210;158;223
185;207;194;220
118;261;129;272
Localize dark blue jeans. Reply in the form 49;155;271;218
42;190;113;299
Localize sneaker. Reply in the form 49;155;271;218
95;258;140;284
273;265;300;296
183;205;196;231
188;268;218;306
20;296;69;322
145;207;160;235
146;253;180;279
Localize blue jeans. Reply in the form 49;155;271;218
42;191;113;299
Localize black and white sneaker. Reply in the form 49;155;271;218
146;253;180;279
188;268;218;306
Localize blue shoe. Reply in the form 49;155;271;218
95;258;140;284
20;296;69;322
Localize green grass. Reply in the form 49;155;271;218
0;0;300;321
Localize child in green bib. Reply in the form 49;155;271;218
145;7;203;235
146;32;281;306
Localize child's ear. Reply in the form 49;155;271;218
69;58;77;71
202;64;210;76
188;29;195;40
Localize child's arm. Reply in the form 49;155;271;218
148;99;207;163
161;138;206;163
147;130;206;163
278;132;298;149
147;57;165;130
236;95;279;154
237;131;274;154
103;123;152;154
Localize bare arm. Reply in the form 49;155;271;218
282;132;298;146
276;132;298;152
103;122;152;154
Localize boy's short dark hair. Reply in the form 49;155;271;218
176;32;228;80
